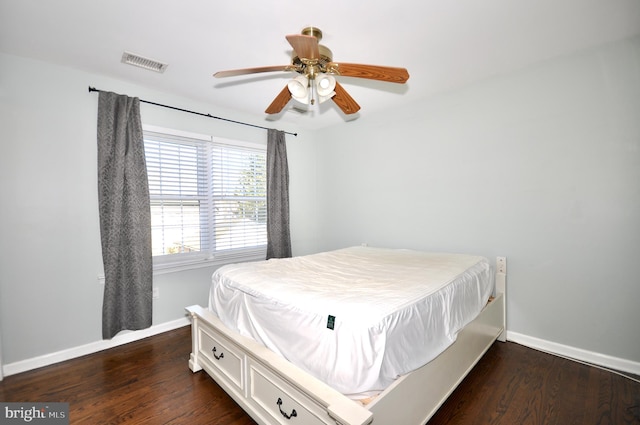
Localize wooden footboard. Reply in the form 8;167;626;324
186;305;373;425
367;292;505;424
186;262;506;425
187;294;504;425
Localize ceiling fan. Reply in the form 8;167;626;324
214;27;410;115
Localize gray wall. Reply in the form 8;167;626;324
0;53;315;366
1;34;639;371
314;36;640;364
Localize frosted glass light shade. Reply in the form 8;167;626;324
288;75;309;101
316;74;336;97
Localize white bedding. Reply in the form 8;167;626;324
208;246;494;398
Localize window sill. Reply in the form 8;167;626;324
97;250;266;284
152;252;266;275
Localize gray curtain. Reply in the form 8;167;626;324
97;91;152;339
266;129;292;259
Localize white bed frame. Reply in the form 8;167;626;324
186;260;506;425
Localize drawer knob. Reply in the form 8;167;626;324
276;398;297;420
212;346;224;360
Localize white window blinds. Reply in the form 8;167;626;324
143;129;267;265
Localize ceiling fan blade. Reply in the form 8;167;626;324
265;85;292;114
332;82;361;115
328;62;409;83
286;34;320;60
214;65;289;78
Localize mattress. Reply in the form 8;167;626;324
208;246;494;398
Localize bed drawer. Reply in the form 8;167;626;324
198;325;244;392
247;359;334;425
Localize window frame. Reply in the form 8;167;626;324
143;124;267;275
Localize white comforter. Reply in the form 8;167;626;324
209;246;493;398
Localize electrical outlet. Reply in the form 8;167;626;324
153;287;159;299
496;257;507;274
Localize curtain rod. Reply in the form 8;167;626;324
88;86;298;137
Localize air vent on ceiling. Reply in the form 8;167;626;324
121;51;168;73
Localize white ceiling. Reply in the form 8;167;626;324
1;0;639;130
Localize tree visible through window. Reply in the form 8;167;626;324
143;129;267;265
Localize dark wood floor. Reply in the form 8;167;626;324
1;326;638;424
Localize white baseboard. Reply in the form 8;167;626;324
507;331;640;376
4;324;637;381
2;317;190;378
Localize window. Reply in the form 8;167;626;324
143;126;267;271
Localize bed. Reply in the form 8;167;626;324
187;246;506;425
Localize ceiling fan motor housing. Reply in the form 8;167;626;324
292;27;333;78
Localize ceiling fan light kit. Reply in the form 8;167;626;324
214;27;409;116
316;74;336;97
288;75;309;100
287;74;336;107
